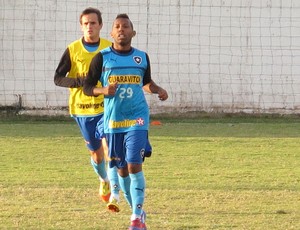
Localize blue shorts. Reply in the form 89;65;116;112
73;115;104;151
106;130;148;168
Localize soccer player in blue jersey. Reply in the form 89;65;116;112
83;13;168;230
54;7;112;204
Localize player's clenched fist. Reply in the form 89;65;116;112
107;82;118;96
157;88;168;101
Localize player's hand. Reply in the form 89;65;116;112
157;88;168;101
107;82;118;96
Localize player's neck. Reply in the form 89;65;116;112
112;43;131;52
83;36;100;43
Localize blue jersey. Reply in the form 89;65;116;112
100;47;150;134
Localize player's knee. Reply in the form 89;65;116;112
128;163;142;174
90;149;104;163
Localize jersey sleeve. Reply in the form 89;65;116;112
143;53;152;85
54;48;85;88
83;52;103;96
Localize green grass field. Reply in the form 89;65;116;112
0;115;300;229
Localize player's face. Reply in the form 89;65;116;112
81;13;102;42
110;18;135;48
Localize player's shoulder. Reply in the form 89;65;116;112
67;39;82;52
132;47;147;56
100;38;112;44
100;38;112;49
132;47;148;62
101;46;112;55
69;38;81;47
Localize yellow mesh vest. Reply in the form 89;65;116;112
67;38;111;116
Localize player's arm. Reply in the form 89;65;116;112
83;53;117;97
142;54;168;101
54;48;85;88
143;80;168;101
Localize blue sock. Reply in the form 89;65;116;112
119;175;132;207
129;171;145;218
90;157;107;181
107;166;120;200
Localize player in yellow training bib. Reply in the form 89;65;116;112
54;7;112;206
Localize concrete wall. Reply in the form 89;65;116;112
1;0;300;114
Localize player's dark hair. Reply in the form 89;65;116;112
80;7;102;25
115;13;134;29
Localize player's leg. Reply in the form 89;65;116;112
93;115;111;202
106;166;121;212
102;135;121;212
106;133;132;209
74;115;110;203
118;168;132;208
125;130;148;230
